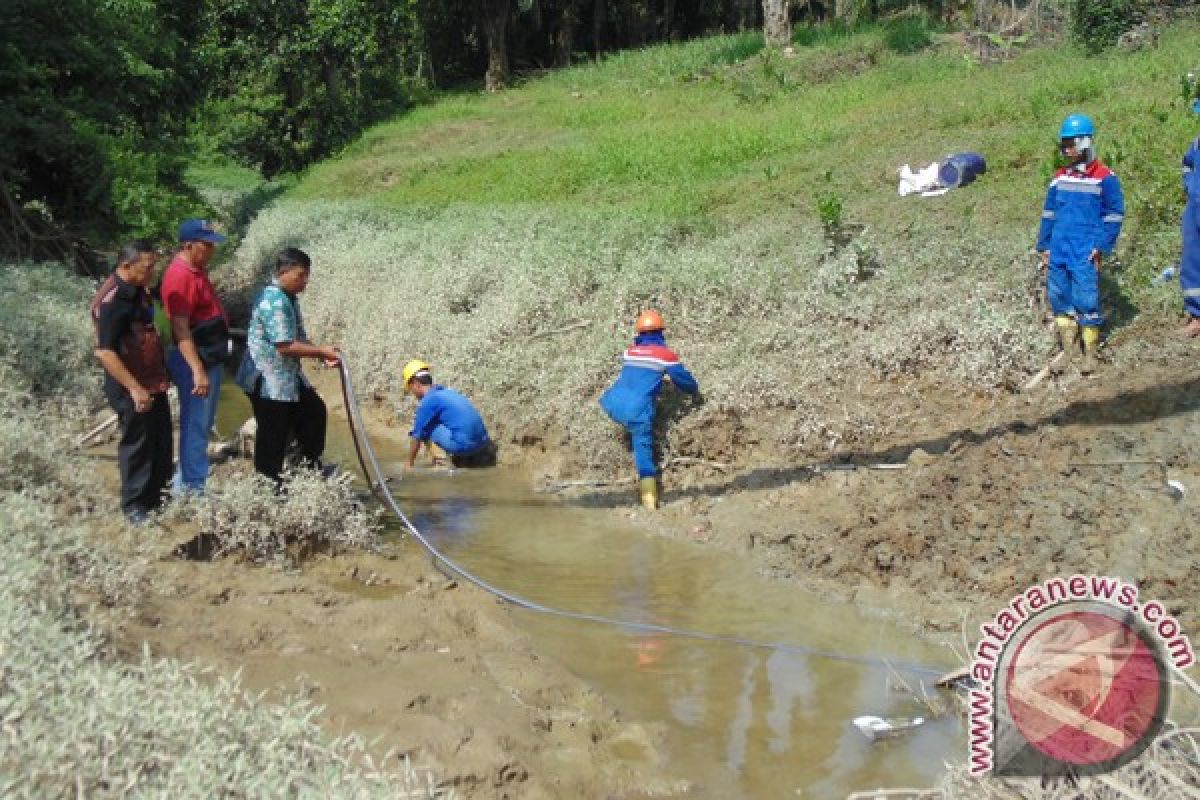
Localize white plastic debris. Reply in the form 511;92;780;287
852;715;926;742
1166;479;1186;500
897;162;943;197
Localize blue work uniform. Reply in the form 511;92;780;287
1036;159;1125;328
599;331;699;478
1182;135;1200;318
410;386;490;455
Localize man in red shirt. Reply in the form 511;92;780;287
161;218;228;493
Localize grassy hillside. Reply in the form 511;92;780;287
229;24;1200;472
292;26;1195;238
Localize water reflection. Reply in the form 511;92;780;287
421;490;960;799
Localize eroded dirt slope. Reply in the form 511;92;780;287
579;327;1199;642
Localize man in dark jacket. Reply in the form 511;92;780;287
92;241;172;524
599;310;699;510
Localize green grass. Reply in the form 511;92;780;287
186;160;265;193
291;25;1198;271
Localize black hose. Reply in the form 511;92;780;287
337;360;948;678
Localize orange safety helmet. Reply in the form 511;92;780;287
635;309;665;333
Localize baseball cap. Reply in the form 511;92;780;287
178;219;227;244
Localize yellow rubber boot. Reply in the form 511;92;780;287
638;477;658;511
1052;316;1078;374
1080;326;1100;375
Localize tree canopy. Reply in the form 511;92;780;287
1;0;1157;261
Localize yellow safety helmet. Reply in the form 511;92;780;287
402;359;431;384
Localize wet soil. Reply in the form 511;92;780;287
110;516;679;799
550;326;1200;643
95;324;1199;799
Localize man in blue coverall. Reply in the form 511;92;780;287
599;310;699;510
1181;98;1200;338
402;359;496;468
1037;113;1125;375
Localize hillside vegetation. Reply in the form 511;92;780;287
231;25;1200;473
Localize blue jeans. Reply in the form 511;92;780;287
166;348;223;492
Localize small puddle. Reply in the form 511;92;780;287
219;386;963;799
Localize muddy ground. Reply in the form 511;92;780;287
548;323;1200;642
109;538;690;799
94;323;1198;799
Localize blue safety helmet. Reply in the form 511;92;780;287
1059;113;1095;139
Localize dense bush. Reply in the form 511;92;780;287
883;14;934;54
1070;0;1144;52
194;0;425;177
0;0;205;257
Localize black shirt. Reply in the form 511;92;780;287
93;271;168;398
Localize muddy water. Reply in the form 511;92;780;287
218;388;962;799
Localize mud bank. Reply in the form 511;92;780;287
548;326;1200;641
98;326;1198;799
110;512;681;799
90;379;681;798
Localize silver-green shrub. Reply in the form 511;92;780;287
0;402;110;513
231;202;1043;472
0;263;101;409
168;468;382;565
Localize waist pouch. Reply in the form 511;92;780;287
191;316;230;368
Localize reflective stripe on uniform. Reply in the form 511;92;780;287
1054;181;1103;195
1042;210;1056;219
1184;287;1200;298
1103;214;1123;223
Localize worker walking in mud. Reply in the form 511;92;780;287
1037;113;1125;375
1180;98;1200;337
92;241;172;525
401;360;496;468
599;310;699;510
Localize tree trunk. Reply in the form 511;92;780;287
763;0;790;47
479;0;511;91
662;0;676;39
592;0;606;57
735;0;758;30
555;0;578;67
